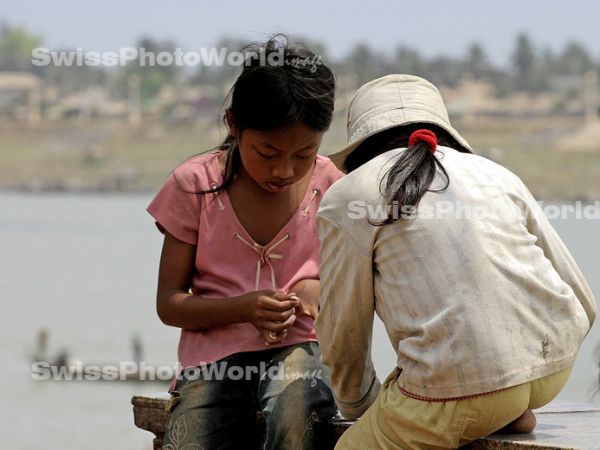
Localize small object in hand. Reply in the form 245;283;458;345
289;295;300;313
269;332;278;339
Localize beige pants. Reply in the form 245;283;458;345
336;366;572;450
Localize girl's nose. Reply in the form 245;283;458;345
272;160;294;179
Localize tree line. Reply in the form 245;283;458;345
1;21;599;104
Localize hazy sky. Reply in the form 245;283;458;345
2;0;599;67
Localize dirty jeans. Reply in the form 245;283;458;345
162;342;337;450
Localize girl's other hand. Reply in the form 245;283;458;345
288;279;320;320
240;290;300;345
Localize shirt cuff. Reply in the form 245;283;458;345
335;376;381;420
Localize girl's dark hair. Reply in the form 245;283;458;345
345;123;472;225
206;34;335;194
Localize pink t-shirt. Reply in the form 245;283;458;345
147;150;344;378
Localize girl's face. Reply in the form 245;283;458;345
230;121;324;194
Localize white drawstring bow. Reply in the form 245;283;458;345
234;232;291;290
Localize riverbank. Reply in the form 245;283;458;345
1;117;599;200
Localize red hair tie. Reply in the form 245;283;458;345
409;129;437;154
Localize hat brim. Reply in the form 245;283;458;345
327;110;473;172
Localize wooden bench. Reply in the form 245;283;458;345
132;393;600;449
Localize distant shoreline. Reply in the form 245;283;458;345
0;184;155;196
1;186;598;204
1;119;598;202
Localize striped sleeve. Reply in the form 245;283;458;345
316;213;380;419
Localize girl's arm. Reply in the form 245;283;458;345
289;279;320;320
156;232;300;343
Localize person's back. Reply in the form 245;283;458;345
316;74;597;449
321;144;594;399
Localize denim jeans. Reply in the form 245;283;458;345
162;342;337;450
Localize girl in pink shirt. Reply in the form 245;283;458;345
147;36;343;450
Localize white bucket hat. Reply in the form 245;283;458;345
329;74;473;171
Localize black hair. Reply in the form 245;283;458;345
204;34;335;194
345;123;472;225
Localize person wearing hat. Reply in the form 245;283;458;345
315;74;596;449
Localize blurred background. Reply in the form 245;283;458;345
1;1;599;448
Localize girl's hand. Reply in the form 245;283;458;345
240;290;300;345
288;279;320;320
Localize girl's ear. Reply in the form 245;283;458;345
225;110;239;138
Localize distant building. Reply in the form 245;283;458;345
0;71;42;124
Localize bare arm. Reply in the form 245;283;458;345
156;232;300;344
289;279;320;320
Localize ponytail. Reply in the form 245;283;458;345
376;128;450;224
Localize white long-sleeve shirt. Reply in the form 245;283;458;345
316;146;596;419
